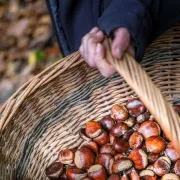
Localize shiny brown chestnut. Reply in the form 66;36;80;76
124;116;136;127
96;153;114;173
145;136;166;153
110;104;128;122
138;121;161;139
128;149;148;170
66;167;87;180
109;133;116;144
112;158;133;173
136;111;151;123
111;122;128;137
123;129;135;141
129;132;144;149
45;161;64;179
100;115;116;132
81;177;93;180
108;174;120;180
88;164;107;180
133;123;141;131
113;138;129;153
80;128;91;141
153;156;171;176
74;147;95;169
93;130;109;146
85;121;102;138
100;144;115;155
114;153;127;160
121;173;129;180
126;97;146;117
129;168;140;180
147;153;159;164
161;173;180;180
139;169;157;180
174;159;180;176
165;142;180;162
81;141;99;155
58;149;74;164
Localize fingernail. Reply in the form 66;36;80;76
90;27;99;33
116;48;122;59
96;43;101;53
96;31;102;36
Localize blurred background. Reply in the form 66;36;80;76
0;0;61;108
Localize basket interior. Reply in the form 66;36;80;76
0;24;180;180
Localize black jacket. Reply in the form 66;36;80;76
46;0;180;61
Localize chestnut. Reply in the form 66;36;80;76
100;144;115;155
165;142;180;162
161;173;180;180
88;164;107;180
153;156;171;176
74;147;95;169
139;169;157;180
146;165;154;171
112;158;133;173
121;173;129;180
129;168;140;180
147;153;159;164
111;123;128;137
126;97;146;117
128;149;148;170
96;153;114;173
133;123;141;131
114;153;127;160
145;136;166;153
108;174;120;180
110;104;128;122
81;177;93;180
66;167;87;180
109;133;116;144
80;128;91;141
138;121;161;139
129;132;144;149
137;111;151;123
85;120;102;138
100;115;116;132
113;138;129;153
123;129;135;141
93;130;109;146
81;141;99;155
45;161;64;179
58;149;74;164
124;116;136;127
174;160;180;176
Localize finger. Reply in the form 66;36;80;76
81;28;100;59
111;28;130;59
94;43;116;77
86;31;104;67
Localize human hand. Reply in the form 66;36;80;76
79;27;135;77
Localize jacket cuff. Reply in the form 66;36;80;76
98;4;152;61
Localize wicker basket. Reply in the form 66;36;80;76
0;24;180;180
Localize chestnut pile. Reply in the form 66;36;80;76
45;98;180;180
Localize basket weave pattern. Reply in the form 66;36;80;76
0;24;180;180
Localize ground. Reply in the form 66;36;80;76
0;0;61;108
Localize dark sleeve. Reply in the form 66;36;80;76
98;0;161;61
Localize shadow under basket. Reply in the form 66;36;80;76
0;24;180;180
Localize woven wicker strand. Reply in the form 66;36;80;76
104;38;180;154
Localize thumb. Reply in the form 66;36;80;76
111;28;130;59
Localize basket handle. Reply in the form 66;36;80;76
103;38;180;154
